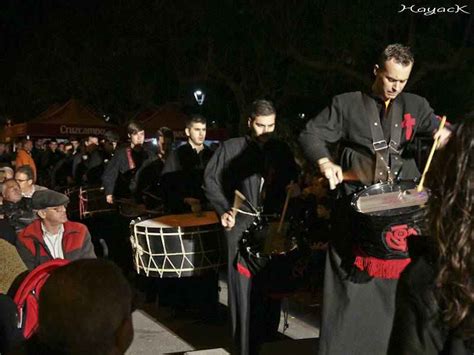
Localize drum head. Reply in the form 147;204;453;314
352;181;429;216
154;211;218;228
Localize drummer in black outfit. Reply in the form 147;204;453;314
102;121;153;204
161;115;213;213
204;100;298;355
298;43;452;355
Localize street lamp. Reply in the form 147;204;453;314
193;89;206;106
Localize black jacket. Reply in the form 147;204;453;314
388;238;473;354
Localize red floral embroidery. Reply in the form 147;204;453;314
385;224;418;252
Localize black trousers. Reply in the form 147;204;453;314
226;223;281;355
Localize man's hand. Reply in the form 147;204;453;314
106;194;114;204
286;181;301;198
434;126;451;149
318;158;343;190
221;210;235;230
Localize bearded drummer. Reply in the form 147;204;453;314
204;100;299;355
298;43;453;355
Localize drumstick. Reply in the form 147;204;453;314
417;116;447;192
232;190;246;215
277;182;293;233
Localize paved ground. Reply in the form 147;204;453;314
126;277;320;355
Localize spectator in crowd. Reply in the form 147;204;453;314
11;259;134;355
0;238;26;354
156;126;174;162
40;140;64;187
0;167;14;182
15;139;37;183
0;179;36;232
16;190;96;269
72;134;104;186
0;142;12;168
15;165;47;199
388;120;473;354
102;130;120;163
50;143;75;190
69;137;80;156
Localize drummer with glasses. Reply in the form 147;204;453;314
298;43;453;355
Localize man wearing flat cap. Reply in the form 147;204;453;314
16;190;96;269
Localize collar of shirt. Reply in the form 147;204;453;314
41;222;64;240
22;185;35;198
41;222;65;259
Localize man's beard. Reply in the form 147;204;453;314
251;131;273;144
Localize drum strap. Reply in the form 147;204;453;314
361;93;404;183
126;148;136;170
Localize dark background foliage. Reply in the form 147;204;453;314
0;0;472;136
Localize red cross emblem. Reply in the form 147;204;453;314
402;113;416;140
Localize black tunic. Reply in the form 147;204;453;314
161;143;213;213
203;136;298;355
389;238;473;355
299;91;441;355
101;145;153;199
299;91;439;192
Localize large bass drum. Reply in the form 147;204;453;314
130;211;225;278
351;181;429;259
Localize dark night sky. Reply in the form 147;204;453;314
0;0;473;135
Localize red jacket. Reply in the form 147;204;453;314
16;220;96;269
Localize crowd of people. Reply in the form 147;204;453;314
0;43;472;355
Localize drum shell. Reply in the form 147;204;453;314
131;218;225;278
351;182;428;259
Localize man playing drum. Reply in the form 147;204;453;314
161;114;213;213
102;121;154;205
204;99;299;355
299;44;452;354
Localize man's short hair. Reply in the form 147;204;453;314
156;126;174;141
248;99;276;120
38;259;133;355
2;178;19;194
127;121;144;135
20;138;32;146
16;165;34;181
86;134;99;142
378;43;414;67
185;114;207;129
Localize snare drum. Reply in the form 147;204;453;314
130;211;225;278
351;181;429;259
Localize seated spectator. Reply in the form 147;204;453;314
15;165;47;198
15;139;37;183
0;179;36;232
388;120;473;354
0;219;18;245
0;239;27;294
16;190;96;269
13;259;134;355
1;167;14;181
0;142;12;168
0;239;27;353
